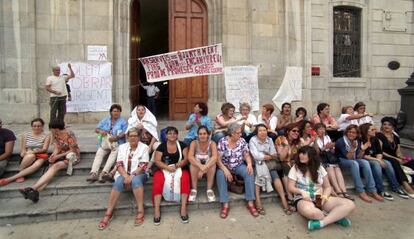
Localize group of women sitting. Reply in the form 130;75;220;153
0;119;80;203
1;101;414;232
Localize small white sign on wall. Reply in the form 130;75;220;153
87;45;108;61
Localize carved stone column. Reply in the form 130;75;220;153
398;72;414;140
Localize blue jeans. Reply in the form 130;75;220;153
216;164;255;203
212;131;226;143
339;158;376;193
369;160;399;192
113;174;148;192
270;170;280;180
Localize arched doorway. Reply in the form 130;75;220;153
130;0;208;120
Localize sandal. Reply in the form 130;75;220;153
257;207;266;215
102;172;115;183
98;212;114;230
287;200;297;212
246;204;259;217
341;192;355;201
283;207;293;215
220;206;230;219
134;211;144;226
188;189;197;202
86;173;98;182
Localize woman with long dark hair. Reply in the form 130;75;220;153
288;146;355;231
377;117;414;198
335;125;383;203
360;123;410;199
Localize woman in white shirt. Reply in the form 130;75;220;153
236;102;257;141
98;127;150;230
353;102;374;125
314;123;353;200
288;146;355;231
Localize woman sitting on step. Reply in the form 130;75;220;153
249;124;290;215
335;124;383;203
0;118;50;186
188;126;217;202
19;121;80;203
86;104;128;183
377;117;414;198
98;127;150;229
216;123;258;219
152;126;190;225
288;146;356;231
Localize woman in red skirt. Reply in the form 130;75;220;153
152;126;190;225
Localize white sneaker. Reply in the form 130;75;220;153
206;189;216;202
403;189;414;199
189;189;197;202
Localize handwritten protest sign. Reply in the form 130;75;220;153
224;66;260;112
272;66;302;110
59;62;112;112
139;44;223;82
87;45;108;61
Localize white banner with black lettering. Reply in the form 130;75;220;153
59;62;112;112
139;44;223;82
224;66;260;112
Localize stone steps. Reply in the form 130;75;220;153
0;185;278;226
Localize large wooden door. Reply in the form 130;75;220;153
130;0;140;108
169;0;208;120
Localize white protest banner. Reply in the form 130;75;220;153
224;66;260;112
87;45;108;61
139;43;223;83
272;66;302;110
59;62;112;112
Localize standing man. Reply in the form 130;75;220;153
139;79;160;115
45;64;75;124
0;118;16;177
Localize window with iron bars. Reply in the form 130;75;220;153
333;7;361;77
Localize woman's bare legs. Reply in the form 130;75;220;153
32;161;66;192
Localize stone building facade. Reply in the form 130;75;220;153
0;0;413;123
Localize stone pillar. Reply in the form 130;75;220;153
398;72;414;140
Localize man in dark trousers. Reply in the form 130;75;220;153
45;63;75;124
139;79;160;115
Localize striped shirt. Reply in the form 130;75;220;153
24;131;47;150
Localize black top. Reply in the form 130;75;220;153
364;137;382;157
0;128;16;156
156;141;187;168
376;132;399;156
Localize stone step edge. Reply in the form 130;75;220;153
0;193;279;226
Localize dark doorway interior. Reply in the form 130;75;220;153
138;0;169;119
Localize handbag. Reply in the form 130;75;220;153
228;173;245;194
320;150;339;165
264;158;282;171
35;153;49;159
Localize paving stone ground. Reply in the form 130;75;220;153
0;195;413;239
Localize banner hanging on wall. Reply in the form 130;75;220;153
139;43;223;82
224;66;260;112
59;62;112;112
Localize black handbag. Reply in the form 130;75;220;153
228;173;245;194
320;151;339;165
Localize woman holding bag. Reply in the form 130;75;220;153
152;126;190;225
216;123;257;219
87;104;127;183
288;146;355;231
249;124;290;215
